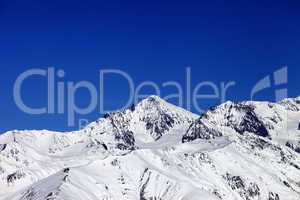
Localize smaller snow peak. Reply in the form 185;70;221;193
204;101;270;137
279;98;300;111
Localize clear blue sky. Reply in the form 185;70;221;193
0;0;299;132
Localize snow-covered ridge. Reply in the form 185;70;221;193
0;96;300;200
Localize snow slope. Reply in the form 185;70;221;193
0;96;300;200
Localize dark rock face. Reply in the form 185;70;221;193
224;173;245;190
63;168;70;182
105;112;136;150
298;122;300;130
115;131;135;150
268;192;280;200
138;96;196;140
240;135;270;151
182;119;222;143
103;97;179;144
102;143;108;150
142;97;176;139
130;104;135;112
0;144;7;152
7;171;25;185
103;113;110;119
139;168;151;200
226;104;269;137
86;139;108;151
223;173;260;200
283;181;291;188
144;113;175;140
286;142;300;153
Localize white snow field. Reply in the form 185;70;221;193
0;96;300;200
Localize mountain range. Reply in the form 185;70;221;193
0;96;300;200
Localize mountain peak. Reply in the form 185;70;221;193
99;95;198;142
142;95;164;102
136;95;177;110
135;95;198;118
279;97;300;111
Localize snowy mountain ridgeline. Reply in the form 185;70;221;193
1;95;300;200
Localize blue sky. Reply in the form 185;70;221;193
0;0;300;132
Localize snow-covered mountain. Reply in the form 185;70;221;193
0;96;300;200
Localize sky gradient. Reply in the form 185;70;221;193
0;0;300;132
